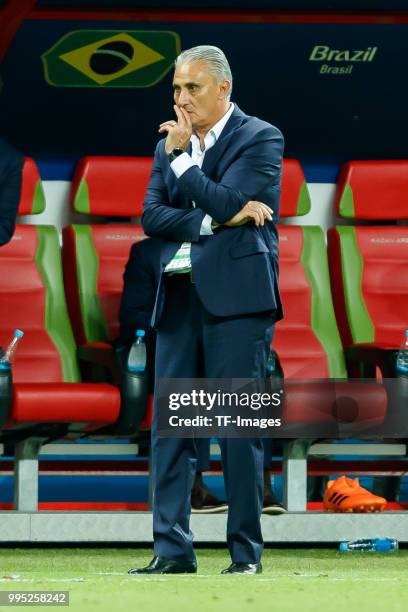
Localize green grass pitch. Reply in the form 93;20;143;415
0;548;407;612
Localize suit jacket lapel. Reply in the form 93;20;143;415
201;105;247;178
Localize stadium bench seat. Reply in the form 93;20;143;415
0;157;121;510
275;160;388;510
326;160;408;506
328;159;408;375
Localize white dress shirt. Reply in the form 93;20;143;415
164;103;235;273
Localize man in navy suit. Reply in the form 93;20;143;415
128;45;283;576
0;136;23;246
118;236;228;514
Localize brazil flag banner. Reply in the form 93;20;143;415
42;30;180;88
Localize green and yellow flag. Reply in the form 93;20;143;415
42;30;180;88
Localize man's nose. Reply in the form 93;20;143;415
178;90;190;106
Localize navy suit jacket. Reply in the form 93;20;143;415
142;104;284;326
0;138;24;246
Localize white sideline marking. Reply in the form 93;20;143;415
120;575;401;582
0;577;85;583
2;574;401;583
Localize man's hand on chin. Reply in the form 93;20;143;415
159;105;193;154
222;201;274;227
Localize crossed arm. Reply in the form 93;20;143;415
142;107;283;242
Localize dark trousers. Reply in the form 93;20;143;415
152;274;275;563
196;439;210;472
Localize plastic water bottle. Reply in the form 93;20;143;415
127;329;147;373
0;330;23;426
395;330;408;375
0;329;24;365
339;538;398;553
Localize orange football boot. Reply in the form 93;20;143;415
323;476;387;512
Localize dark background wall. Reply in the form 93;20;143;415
34;1;408;10
1;1;407;180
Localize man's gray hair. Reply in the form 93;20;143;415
175;45;233;100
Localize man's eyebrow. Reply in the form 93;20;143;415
173;81;200;88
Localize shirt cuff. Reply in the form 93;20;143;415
200;214;214;235
170;152;197;178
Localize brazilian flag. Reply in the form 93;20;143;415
42;30;180;88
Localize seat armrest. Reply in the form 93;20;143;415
346;343;398;378
0;366;13;427
77;342;150;435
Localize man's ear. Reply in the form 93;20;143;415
219;79;231;100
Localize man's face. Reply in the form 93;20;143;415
172;60;228;131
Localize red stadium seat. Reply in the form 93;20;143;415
18;156;46;215
276;160;343;377
280;158;311;218
0;157;119;432
63;156;152;345
275;225;345;379
70;155;152;217
63;156;153;433
328;226;408;351
326;163;408;511
274;162;388;510
0;158;121;510
329;160;408;358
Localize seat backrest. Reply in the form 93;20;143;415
275;225;346;379
18;156;46;215
280;158;311;218
335;160;408;220
329;160;408;347
0;158;79;383
64;156;152;344
63;223;146;344
273;160;345;378
71;155;152;216
328;225;408;348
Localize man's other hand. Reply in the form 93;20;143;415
160;106;193;154
223;201;274;227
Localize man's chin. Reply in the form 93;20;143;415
190;116;203;130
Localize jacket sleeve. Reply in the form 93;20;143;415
142;142;206;241
176;125;284;223
0;151;24;246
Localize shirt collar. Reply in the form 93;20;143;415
209;102;235;141
191;102;235;152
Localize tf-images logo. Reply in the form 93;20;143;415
309;45;378;75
